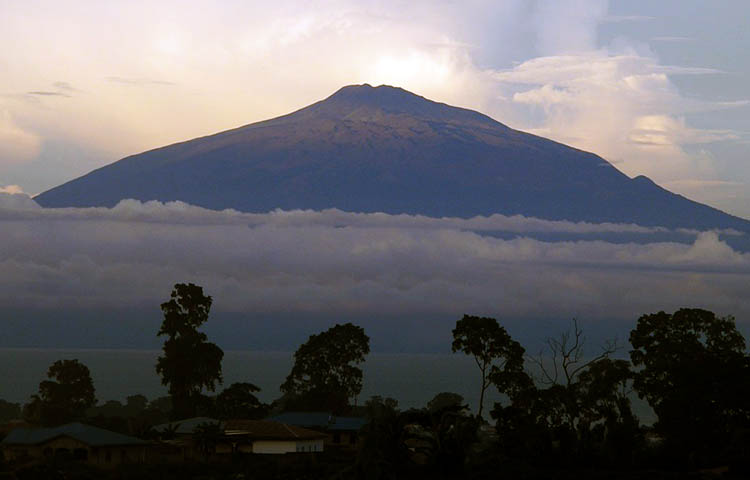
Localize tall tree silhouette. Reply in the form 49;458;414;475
452;315;525;418
156;283;223;419
630;308;749;459
281;323;369;413
25;359;96;426
215;382;266;419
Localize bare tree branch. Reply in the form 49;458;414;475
528;319;621;388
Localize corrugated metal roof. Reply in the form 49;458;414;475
329;416;367;432
151;417;222;435
268;412;366;432
224;420;326;440
2;422;147;446
268;412;331;429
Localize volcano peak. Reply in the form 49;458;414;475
35;85;749;231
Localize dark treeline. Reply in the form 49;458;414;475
2;283;750;479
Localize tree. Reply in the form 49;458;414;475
194;421;224;459
490;320;637;465
215;382;266;419
451;315;525;418
0;399;21;423
356;396;408;480
25;359;96;426
281;323;370;413
426;392;466;415
156;283;224;419
528;318;618;389
630;308;749;458
124;394;148;416
576;358;640;464
524;319;623;439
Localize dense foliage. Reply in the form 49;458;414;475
24;359;96;426
451;315;526;417
6;298;750;478
630;308;750;461
281;322;370;413
155;283;224;419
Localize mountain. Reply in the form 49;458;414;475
36;84;750;231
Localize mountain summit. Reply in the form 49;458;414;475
36;84;749;230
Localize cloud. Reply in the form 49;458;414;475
0;185;24;194
602;15;655;23
0;200;748;324
0;110;41;165
52;81;77;92
663;179;744;189
651;36;692;43
26;91;71;97
628;115;738;146
0;191;39;209
0;198;683;235
105;76;176;86
492;52;748;185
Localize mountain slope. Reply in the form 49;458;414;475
36;84;750;231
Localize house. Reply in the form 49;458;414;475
0;420;32;437
1;422;148;468
150;417;223;462
223;419;326;454
268;412;366;448
150;417;325;457
151;417;223;437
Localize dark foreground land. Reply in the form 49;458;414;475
2;286;750;479
3;450;750;480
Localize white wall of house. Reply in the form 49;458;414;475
295;439;324;453
251;439;324;454
2;437;145;467
252;440;297;454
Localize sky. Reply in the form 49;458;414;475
0;0;749;217
1;1;750;351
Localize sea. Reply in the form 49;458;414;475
0;349;656;424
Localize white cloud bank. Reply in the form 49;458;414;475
1;195;749;323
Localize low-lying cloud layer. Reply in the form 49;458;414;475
2;194;749;326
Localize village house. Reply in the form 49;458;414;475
269;412;366;449
151;417;326;457
223;419;326;454
1;422;148;468
150;417;224;462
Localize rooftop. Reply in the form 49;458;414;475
2;422;148;447
268;412;366;432
224;419;326;441
151;417;223;435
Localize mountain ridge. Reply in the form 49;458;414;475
35;84;750;231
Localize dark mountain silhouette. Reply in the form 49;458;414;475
36;84;749;230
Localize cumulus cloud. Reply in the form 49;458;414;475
629;115;738;146
0;198;671;234
492;51;747;187
0;191;39;210
0;200;748;324
0;110;41;165
0;185;25;195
